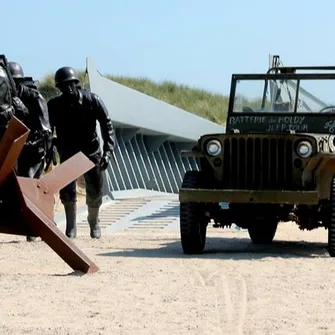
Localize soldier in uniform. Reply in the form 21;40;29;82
47;66;115;239
0;62;28;139
9;62;51;178
0;64;15;139
9;61;52;242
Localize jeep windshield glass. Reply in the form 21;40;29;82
233;78;335;114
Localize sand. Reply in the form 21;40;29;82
0;220;334;335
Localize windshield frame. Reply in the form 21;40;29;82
228;72;335;116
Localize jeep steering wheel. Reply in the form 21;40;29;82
242;106;254;113
318;106;335;113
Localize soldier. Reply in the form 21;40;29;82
9;62;52;178
0;62;28;139
47;66;115;239
9;61;52;242
0;65;15;139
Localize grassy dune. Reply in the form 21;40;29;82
39;72;229;125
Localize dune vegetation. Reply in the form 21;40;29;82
39;71;229;125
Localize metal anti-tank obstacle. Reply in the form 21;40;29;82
0;116;98;273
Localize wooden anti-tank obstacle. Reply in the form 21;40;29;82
0;116;99;273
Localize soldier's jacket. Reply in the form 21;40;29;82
0;67;14;139
0;98;28;141
0;65;31;140
47;88;116;157
0;104;14;139
18;84;51;147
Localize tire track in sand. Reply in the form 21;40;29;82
180;258;248;334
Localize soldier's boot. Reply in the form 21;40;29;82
87;207;101;239
64;202;77;239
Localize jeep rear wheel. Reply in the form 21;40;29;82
248;217;278;244
328;178;335;257
180;171;208;254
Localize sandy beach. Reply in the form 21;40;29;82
0;219;334;335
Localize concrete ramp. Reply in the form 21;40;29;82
75;196;179;233
86;57;226;198
69;195;232;234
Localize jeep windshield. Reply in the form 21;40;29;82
231;74;335;114
227;72;335;134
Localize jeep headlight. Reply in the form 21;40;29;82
206;140;222;156
296;140;313;158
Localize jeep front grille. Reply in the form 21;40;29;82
222;137;293;190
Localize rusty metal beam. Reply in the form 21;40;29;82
16;177;56;219
16;153;94;220
21;193;98;273
0;116;99;274
16;153;98;273
0;117;29;187
39;152;95;195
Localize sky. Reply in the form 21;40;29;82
3;0;335;96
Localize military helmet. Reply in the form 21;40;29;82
54;66;79;87
8;62;24;79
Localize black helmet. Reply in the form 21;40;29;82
8;62;24;79
54;66;79;87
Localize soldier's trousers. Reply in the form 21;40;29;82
17;146;45;179
58;151;103;208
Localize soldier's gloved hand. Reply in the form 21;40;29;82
0;105;14;124
25;140;33;147
99;152;112;171
44;138;58;172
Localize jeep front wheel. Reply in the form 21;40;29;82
180;171;208;254
248;217;278;244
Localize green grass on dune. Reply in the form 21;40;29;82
39;71;230;125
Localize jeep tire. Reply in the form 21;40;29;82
328;177;335;257
180;171;208;254
248;217;278;244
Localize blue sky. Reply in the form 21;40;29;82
3;0;335;95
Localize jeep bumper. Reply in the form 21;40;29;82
179;188;319;205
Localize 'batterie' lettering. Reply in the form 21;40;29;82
229;116;266;124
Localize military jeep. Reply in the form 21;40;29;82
179;61;335;257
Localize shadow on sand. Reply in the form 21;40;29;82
50;270;87;277
131;204;179;222
0;240;22;244
97;236;329;260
